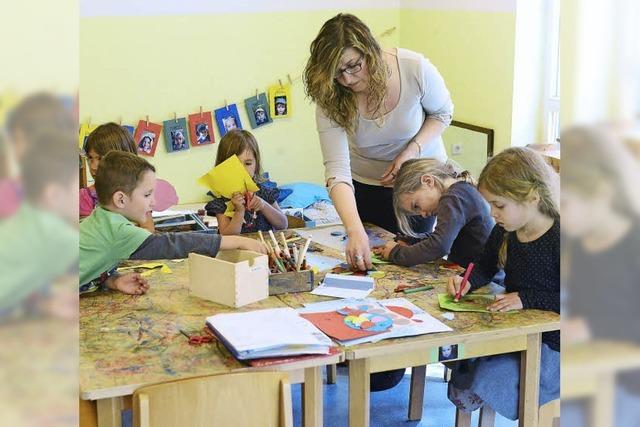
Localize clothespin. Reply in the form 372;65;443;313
278;79;283;88
118;117;122;125
287;74;293;85
255;89;259;100
225;99;228;111
199;106;203;117
174;112;177;123
145;115;149;126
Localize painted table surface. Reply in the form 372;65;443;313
80;224;559;399
80;259;297;400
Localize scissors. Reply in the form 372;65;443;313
179;329;214;346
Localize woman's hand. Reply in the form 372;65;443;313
230;192;246;212
487;292;523;312
346;229;373;271
372;241;398;260
380;143;420;186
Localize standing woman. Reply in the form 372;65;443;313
303;13;454;271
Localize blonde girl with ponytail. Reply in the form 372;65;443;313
373;158;493;268
445;147;560;420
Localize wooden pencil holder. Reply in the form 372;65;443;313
268;269;314;295
189;250;269;308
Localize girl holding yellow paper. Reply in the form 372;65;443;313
204;130;287;234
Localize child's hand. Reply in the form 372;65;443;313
487;292;523;312
372;241;397;259
237;237;268;254
447;275;470;299
108;272;150;295
230;192;246;212
247;195;265;212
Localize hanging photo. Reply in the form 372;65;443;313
134;119;162;157
214;104;243;137
122;125;135;136
244;92;272;129
79;122;97;151
188;111;215;146
268;84;292;118
163;117;190;153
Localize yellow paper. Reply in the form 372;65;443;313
79;122;97;150
197;155;259;217
118;262;172;274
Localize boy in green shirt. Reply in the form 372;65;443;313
79;151;267;294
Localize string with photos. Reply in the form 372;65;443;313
78;26;396;154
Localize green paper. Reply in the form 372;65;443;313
370;253;390;264
438;293;496;313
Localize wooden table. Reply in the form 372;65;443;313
274;225;561;427
563;340;640;427
79;259;343;427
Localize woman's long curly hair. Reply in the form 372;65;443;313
303;14;389;136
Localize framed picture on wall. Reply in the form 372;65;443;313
268;84;292;118
188;110;215;146
134;119;162;157
214;104;243;137
244;92;272;129
163;117;190;153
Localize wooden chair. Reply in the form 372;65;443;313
133;371;293;427
455;399;560;427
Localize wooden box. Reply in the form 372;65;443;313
269;269;314;295
188;250;269;308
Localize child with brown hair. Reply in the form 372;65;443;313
446;147;560;420
80;151;267;295
204;129;287;234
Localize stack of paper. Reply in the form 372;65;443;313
206;307;334;360
298;298;452;346
311;273;374;299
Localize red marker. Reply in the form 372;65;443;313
455;262;474;302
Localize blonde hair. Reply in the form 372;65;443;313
303;13;389;136
478;147;559;267
393;158;475;237
215;129;264;182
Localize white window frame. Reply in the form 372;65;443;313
542;0;561;144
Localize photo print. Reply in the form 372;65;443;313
188;111;215;146
268;83;292;118
244;92;272;129
163;117;190;153
133;119;162;156
214;103;243;137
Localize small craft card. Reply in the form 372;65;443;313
244;92;272;129
214;104;243;137
197;154;259;199
188;111;214;146
163;117;190;153
437;293;497;313
268;84;292;118
78;123;97;151
134;120;162;157
122;125;135;136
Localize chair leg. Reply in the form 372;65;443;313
479;406;496;427
326;364;337;384
455;408;472;427
407;365;426;420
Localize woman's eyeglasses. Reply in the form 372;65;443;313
334;56;364;79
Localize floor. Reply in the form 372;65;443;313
289;365;517;427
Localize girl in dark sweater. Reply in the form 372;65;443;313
447;147;560;420
373;158;493;268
